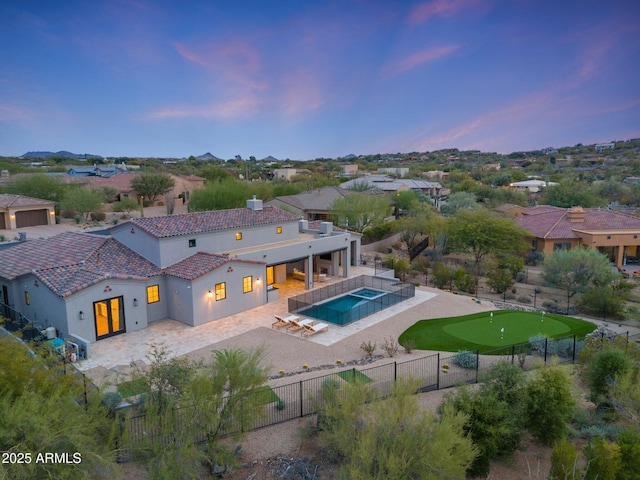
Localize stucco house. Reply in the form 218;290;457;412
339;174;443;198
0;194;56;230
516;205;640;266
0;198;361;353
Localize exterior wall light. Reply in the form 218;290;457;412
133;298;138;307
79;311;85;320
208;290;213;298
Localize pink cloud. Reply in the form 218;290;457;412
278;70;325;118
147;95;262;120
0;104;38;123
409;0;480;25
388;45;459;76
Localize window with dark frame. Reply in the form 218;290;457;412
188;238;196;248
242;276;252;293
147;285;160;304
215;282;226;300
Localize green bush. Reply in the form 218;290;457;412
452;350;477;369
584;437;622;480
90;212;106;221
529;335;547;354
362;222;395;243
585;346;632;400
616;429;640;480
549;438;581;480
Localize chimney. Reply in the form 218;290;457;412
299;219;309;231
567;206;585;223
320;222;333;235
246;195;263;211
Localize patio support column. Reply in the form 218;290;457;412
343;247;351;278
304;255;313;290
330;251;339;276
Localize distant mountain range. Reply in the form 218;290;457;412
195;152;225;161
22;151;103;159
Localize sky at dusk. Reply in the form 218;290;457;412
1;0;639;160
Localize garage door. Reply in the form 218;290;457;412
15;209;48;228
0;214;5;229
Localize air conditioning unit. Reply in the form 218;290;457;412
45;326;56;340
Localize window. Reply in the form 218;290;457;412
24;291;30;305
553;242;572;251
188;239;196;248
236;232;242;241
215;282;226;300
276;226;282;234
147;285;160;304
243;276;253;293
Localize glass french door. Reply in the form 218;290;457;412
94;296;125;340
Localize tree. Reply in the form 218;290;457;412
524;364;576;446
4;173;67;202
99;185;120;203
189;179;253;211
329;194;390;233
59;187;104;220
439;191;479;216
130;173;175;204
542;248;621;311
319;379;477;479
111;197;142;216
448;209;530;267
0;336;119;479
542;181;605;208
441;362;526;477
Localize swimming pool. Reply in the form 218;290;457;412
300;288;395;326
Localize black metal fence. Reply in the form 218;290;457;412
123;330;630;448
288;275;415;325
0;302;98;406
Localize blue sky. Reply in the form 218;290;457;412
1;0;639;160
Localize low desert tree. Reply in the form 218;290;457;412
432;262;455;289
130;173;175;204
4;173;68;202
440;361;526;477
99;185;120;203
0;337;119;480
111;197;140;216
585;346;632;402
549;438;582;480
189;178;253;211
59;187;104;221
329;193;391;233
319;378;477;479
583;437;622;480
439;191;479;216
524;364;576;445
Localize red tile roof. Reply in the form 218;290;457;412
163;252;233;280
518;207;640;239
0;194;56;208
129;205;299;238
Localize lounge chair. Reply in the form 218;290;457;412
286;318;314;333
301;322;329;338
272;314;299;330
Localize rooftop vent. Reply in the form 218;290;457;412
320;222;333;235
567;206;585;223
246;195;263;211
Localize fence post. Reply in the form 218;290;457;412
299;380;304;417
394;361;397;382
544;338;548;364
511;345;515;365
475;350;479;383
83;374;88;409
352;368;356;383
572;334;576;363
436;353;440;390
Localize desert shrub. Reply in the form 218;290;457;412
380;336;399;358
360;340;376;357
453;350;477;369
504;292;516;300
542;300;564;313
142;200;151;207
60;209;77;218
362;222;395;243
585;346;632;400
529;335;547;354
432;262;454;289
90;212;106;221
157;201;164;206
616;429;640;480
101;391;123;414
556;338;576;358
584;437;622;480
453;269;476;293
549;438;582;480
525;251;544;266
400;338;416;354
516;295;532;304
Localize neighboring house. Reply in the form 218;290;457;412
377;167;409;177
67;166;125;178
482;163;501;170
342;164;359;175
508;180;558;193
0;198;361;348
0;194;56;230
494;203;526;218
516;205;640;266
265;186;376;221
340;174;443;197
85;173;205;204
595;143;615;152
273;168;300;181
423;170;449;181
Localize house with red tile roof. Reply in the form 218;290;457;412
0;194;56;230
515;205;640;266
0;198;361;350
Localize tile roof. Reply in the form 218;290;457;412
268;187;363;212
0;194;56;208
127;205;299;238
0;232;160;296
518;207;640;240
163;252;233;280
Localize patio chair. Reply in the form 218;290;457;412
272;314;299;330
285;317;314;333
301;322;329;338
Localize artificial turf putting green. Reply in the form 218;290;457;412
251;385;281;405
116;378;148;398
399;310;597;353
337;369;373;384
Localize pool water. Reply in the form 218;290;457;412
300;288;391;326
